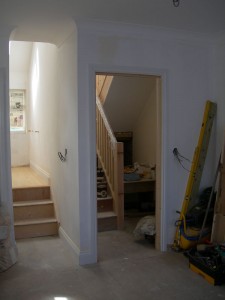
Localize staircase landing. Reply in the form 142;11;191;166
12;166;49;189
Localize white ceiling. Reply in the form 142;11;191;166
2;0;225;45
7;0;225;73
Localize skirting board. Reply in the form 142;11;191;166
59;226;97;266
30;161;50;185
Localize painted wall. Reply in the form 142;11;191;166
77;21;216;253
104;76;154;131
10;70;29;167
132;78;157;166
28;32;80;260
104;76;157;166
213;35;225;156
28;42;58;174
54;31;80;257
9;41;32;167
0;30;18;270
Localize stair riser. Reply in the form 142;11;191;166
15;222;58;239
14;204;55;222
97;199;113;212
13;187;50;202
98;216;117;232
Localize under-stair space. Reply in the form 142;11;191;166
12;167;58;239
96;74;158;236
97;163;117;232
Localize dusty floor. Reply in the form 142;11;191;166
1;227;225;300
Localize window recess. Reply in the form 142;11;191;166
9;89;26;132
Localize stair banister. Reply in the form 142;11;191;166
96;97;124;229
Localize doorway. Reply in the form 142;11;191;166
96;72;162;255
9;41;59;239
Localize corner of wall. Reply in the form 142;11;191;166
59;225;97;266
59;226;80;265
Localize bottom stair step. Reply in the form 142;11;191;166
97;211;117;232
14;218;58;239
97;197;113;212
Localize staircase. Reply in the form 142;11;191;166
12;169;58;239
96;96;124;231
97;165;117;231
96;75;124;231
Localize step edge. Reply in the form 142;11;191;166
14;218;58;226
13;186;50;190
97;196;113;201
13;200;53;207
97;211;117;218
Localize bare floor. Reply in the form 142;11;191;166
1;232;225;300
6;167;225;299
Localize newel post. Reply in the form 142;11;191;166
115;142;124;230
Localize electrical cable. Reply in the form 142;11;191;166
173;147;191;172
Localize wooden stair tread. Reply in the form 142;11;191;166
12;185;49;190
14;218;58;226
13;200;53;207
97;211;117;218
97;196;112;201
12;167;58;239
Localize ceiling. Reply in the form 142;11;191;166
1;0;225;45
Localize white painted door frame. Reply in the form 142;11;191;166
89;64;168;257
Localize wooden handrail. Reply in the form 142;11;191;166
96;97;124;229
96;75;113;104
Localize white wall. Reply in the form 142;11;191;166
0;30;18;270
29;42;58;174
104;76;153;131
54;31;80;258
9;41;32;167
28;32;80;262
10;70;29;167
77;20;216;253
103;75;157;167
133;77;157;166
213;35;225;156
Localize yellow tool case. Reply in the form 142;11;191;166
188;248;225;285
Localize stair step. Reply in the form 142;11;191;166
13;199;53;207
97;211;117;232
97;180;107;184
14;218;57;226
13;200;55;222
14;218;58;239
13;186;50;202
97;197;113;212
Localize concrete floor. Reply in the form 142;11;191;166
1;229;225;300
